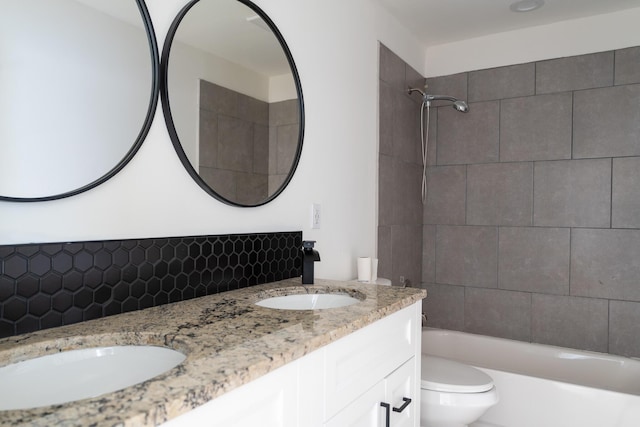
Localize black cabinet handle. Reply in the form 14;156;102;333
392;397;412;413
380;402;390;427
381;397;411;426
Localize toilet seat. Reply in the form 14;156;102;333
421;355;494;393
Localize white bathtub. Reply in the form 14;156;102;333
421;328;640;427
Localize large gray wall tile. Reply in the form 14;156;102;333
613;157;640;228
532;294;608;352
268;126;278;175
378;154;394;226
423;283;464;331
498;227;570;294
379;44;406;92
424;165;466;225
467;162;533;226
269;99;297;126
200;80;237;114
199;109;217;168
379;81;394;156
609;300;640;358
571;229;640;301
254;124;269;174
392;225;422;287
377;226;392;280
392;159;422;225
573;85;640;158
199;168;235;200
437;101;500;165
465;287;531;341
217;115;254;172
536;51;614;94
406;64;426;101
422;225;436;283
425;73;468;107
615;46;640;85
468;63;535;102
268;175;285;195
425;107;438;166
393;91;422;165
236;172;268;205
275;124;298;174
436;226;498;287
239;95;268;125
500;93;572;161
533;159;611;227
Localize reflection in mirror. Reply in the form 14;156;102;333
162;0;304;207
0;0;158;201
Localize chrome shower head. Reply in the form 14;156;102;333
453;100;469;113
424;94;470;113
407;87;470;112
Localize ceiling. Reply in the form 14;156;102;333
74;0;289;77
171;1;290;76
372;0;640;47
74;0;640;76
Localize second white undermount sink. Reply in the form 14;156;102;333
0;345;186;411
256;293;360;310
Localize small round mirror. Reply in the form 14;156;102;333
161;0;304;207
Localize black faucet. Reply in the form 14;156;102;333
301;240;321;284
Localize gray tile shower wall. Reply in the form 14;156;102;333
378;44;640;358
0;232;302;339
378;44;423;286
198;81;299;204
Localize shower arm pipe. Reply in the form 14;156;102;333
424;94;458;104
407;86;425;96
407;87;466;107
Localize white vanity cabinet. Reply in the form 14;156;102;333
162;302;421;427
324;358;417;427
323;300;419;427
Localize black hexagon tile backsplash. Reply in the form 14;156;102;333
0;231;302;338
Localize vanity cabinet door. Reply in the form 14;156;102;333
323;358;418;427
323;305;416;419
324;358;420;427
384;358;418;427
323;381;386;427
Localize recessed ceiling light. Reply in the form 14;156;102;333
510;0;545;13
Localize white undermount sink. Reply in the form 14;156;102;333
256;293;361;310
0;345;186;410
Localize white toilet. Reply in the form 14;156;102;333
420;355;499;427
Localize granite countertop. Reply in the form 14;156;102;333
0;278;426;426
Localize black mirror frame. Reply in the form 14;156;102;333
160;0;305;208
0;0;160;203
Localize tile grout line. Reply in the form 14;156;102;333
568;227;572;298
610;158;614;229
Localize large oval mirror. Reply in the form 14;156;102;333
0;0;158;202
161;0;304;207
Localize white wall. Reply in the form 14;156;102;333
425;7;640;77
0;0;423;281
